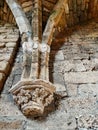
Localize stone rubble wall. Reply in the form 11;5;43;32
0;21;19;90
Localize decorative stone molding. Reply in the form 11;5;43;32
9;79;55;117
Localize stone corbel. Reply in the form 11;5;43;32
7;0;66;117
8;0;56;117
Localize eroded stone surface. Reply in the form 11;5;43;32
10;80;55;117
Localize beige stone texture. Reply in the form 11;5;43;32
66;84;78;96
0;61;10;75
64;71;98;84
6;42;17;48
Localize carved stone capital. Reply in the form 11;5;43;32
9;79;56;117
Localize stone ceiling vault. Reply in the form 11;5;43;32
0;0;58;28
0;0;98;27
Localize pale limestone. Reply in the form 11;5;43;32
66;84;78;96
6;34;19;39
0;38;18;43
0;61;10;75
0;54;11;62
78;84;98;96
0;99;22;116
6;42;16;48
64;71;98;84
78;115;98;129
0;118;24;130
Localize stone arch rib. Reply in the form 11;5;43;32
6;0;32;34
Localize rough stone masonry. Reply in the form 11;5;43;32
0;19;98;130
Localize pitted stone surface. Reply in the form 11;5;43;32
0;20;98;130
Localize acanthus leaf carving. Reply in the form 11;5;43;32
9;79;55;117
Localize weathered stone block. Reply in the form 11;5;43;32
0;117;24;130
0;96;22;116
6;42;17;48
78;84;98;97
0;61;10;75
78;115;98;129
66;84;78;96
64;71;98;84
0;38;18;43
53;60;86;73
